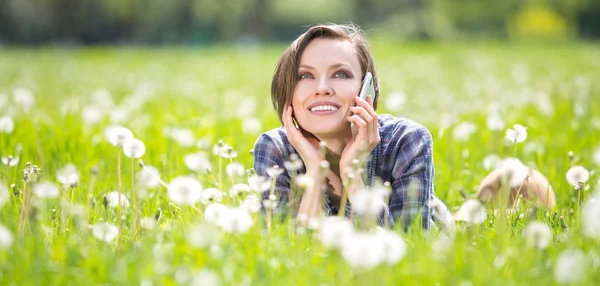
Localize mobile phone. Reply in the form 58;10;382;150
351;72;375;137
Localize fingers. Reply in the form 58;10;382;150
352;95;379;142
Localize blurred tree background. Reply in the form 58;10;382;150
0;0;598;44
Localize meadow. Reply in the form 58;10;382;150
0;40;599;285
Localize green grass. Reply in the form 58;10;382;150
0;41;599;285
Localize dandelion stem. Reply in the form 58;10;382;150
131;158;137;235
117;149;123;238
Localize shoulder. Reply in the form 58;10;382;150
377;114;433;145
253;127;292;167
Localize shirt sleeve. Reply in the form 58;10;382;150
388;124;434;230
252;132;292;214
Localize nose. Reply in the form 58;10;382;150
315;76;333;96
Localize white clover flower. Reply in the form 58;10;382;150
189;269;221;286
566;166;590;188
522;221;553;250
184;152;212;173
56;163;79;188
140;217;157;230
137;165;161;189
201;188;223;205
33;181;60;199
13;88;35;111
582;195;600;239
454;199;487;225
341;233;385;270
594;145;600;166
241;194;261;213
217;207;253;234
554;248;588;284
452;122;477;141
317;216;355;250
225;162;245;177
482;154;502;171
0;225;13;248
379;230;407;265
105;126;134;147
351;190;385;217
1;155;18;167
486;113;505;131
242;116;262;135
167;176;203;206
0;116;14;134
105;191;130;208
505;124;527;143
122;138;146;158
92;222;119;243
205;203;228;225
498;158;529;188
82;105;103;126
384;90;406;111
187;223;222;249
248;175;271;193
229;183;250;198
0;182;8;207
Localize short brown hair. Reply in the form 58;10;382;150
271;23;380;123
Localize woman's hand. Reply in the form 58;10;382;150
340;95;380;177
282;105;322;172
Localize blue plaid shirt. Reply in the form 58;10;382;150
253;114;435;230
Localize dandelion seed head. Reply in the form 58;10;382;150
205;203;228;225
201;188;223;205
167;176;203;206
225;162;245;177
266;165;284;178
482;154;502;171
242;116;262;134
184;152;212;173
295;175;314;189
217;207;253;234
351;190;385;217
33;181;60;199
241;194;261;213
341;233;385;270
82;105;103;126
0;225;13;248
379;230;407;265
454;199;487;225
56;163;79;188
169;128;195;147
498;158;529;187
554;248;588;284
105;126;134;147
229;183;250;198
0;116;15;134
92;222;119;243
1;155;19;167
137;165;161;189
13;88;35;111
522;221;553;250
582;195;600;239
140;217;157;230
505;124;527;143
187;223;222;249
317;216;355;250
486;113;505;131
566;166;590;188
248;175;271;193
104;191;130;208
453;122;477;141
123;138;146;159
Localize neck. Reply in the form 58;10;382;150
314;128;352;155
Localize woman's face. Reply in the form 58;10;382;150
291;38;362;138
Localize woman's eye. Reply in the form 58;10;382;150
299;73;313;79
333;71;350;78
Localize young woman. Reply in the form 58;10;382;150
253;23;449;230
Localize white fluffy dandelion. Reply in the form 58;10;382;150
0;116;14;134
225;162;245;177
105;191;130;208
169;128;195;147
56;163;79;188
184;152;212;173
1;155;18;167
229;183;250;198
241;194;261;213
486;113;505;131
201;188;223;205
341;233;385;270
33;181;60;199
554;248;588;284
582;195;600;239
82;105;103;126
137;165;161;189
379;230;407;265
522;221;553;250
204;203;228;225
105;126;134;147
453;122;477;141
248;175;271;193
351;190;385;217
454;199;487;225
122;138;146;158
187;223;222;249
167;176;203;206
566;166;590;188
242;116;262;135
217;207;253;234
482;154;502;171
505;124;527;143
0;225;13;248
498;158;529;188
317;216;355;250
92;222;119;243
13;88;35;111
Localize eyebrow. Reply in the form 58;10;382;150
299;63;353;71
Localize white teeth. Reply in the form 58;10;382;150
310;105;338;112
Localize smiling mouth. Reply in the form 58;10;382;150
309;105;339;112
